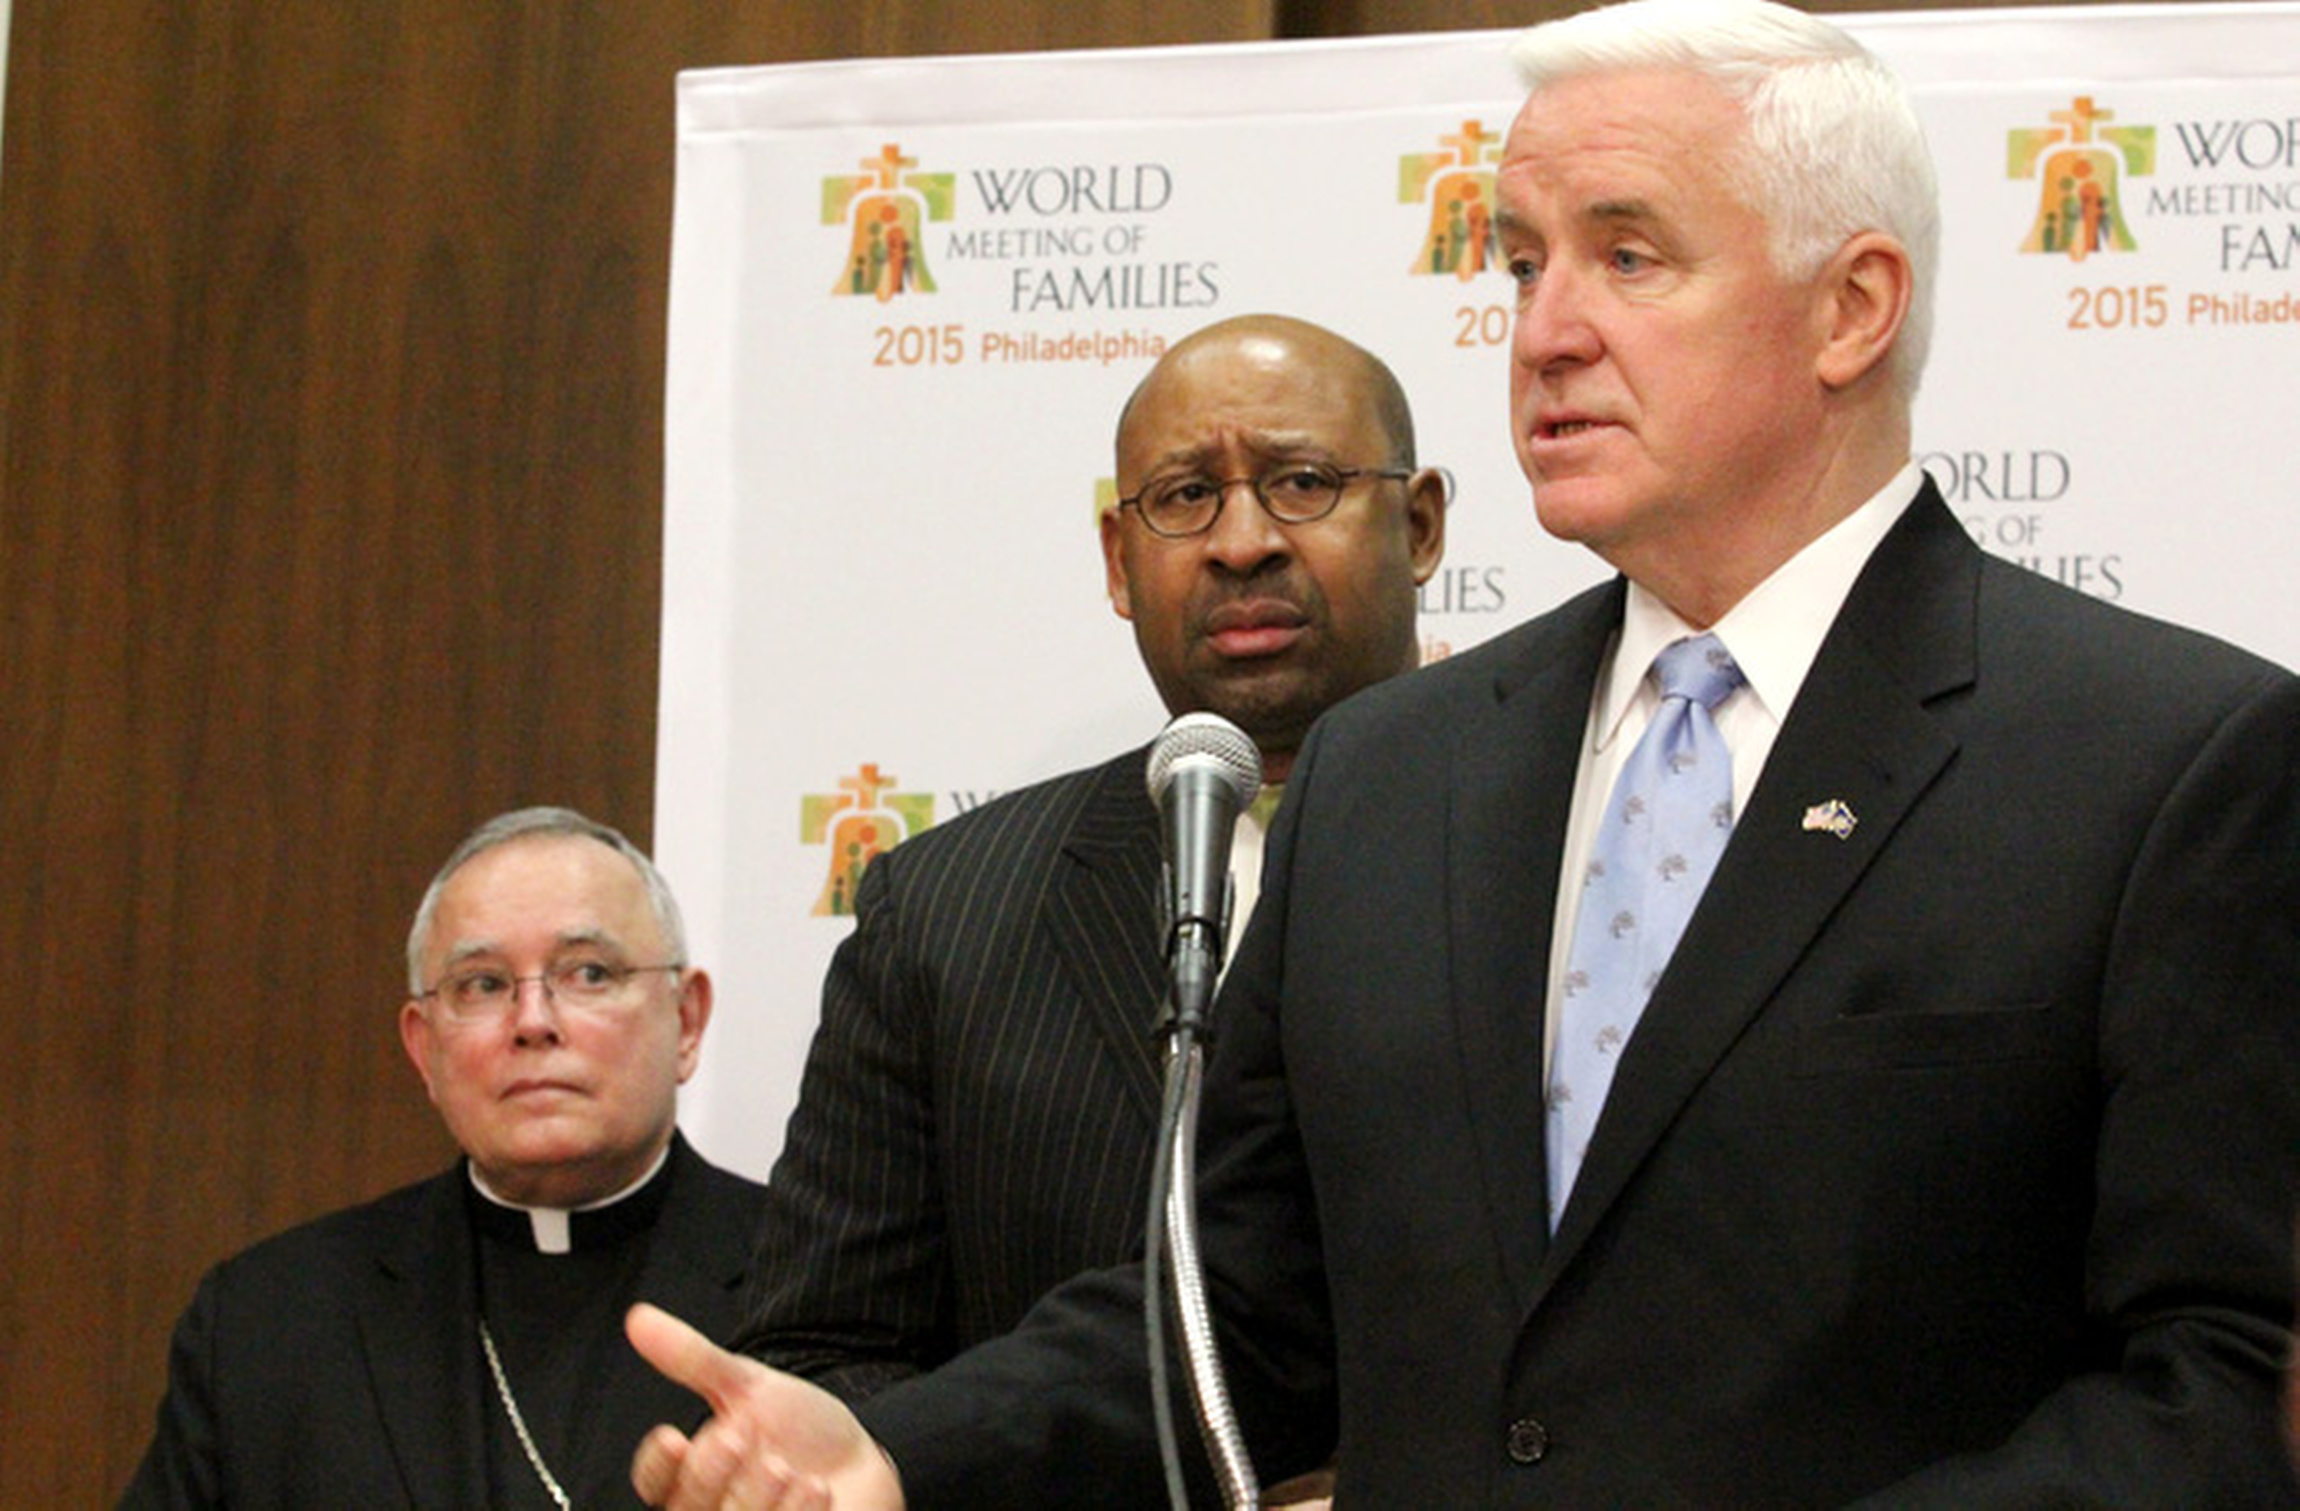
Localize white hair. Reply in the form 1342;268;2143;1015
1511;0;1939;399
405;806;687;993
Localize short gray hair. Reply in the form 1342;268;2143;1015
405;806;688;994
1510;0;1939;400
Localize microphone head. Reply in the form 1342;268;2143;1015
1145;711;1262;810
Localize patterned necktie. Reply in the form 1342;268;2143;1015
1545;632;1744;1228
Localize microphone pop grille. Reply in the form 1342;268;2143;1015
1145;712;1262;808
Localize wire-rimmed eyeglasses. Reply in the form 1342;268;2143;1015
418;958;683;1023
1115;462;1414;539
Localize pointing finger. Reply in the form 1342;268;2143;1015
628;1301;761;1414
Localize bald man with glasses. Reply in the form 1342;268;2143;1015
734;316;1446;1432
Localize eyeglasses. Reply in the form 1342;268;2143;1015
1115;462;1413;540
419;958;682;1023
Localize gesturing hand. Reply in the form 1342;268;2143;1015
626;1303;905;1511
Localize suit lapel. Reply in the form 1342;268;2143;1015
1044;749;1167;1121
358;1167;491;1511
1538;490;1978;1284
569;1141;758;1505
1449;584;1624;1307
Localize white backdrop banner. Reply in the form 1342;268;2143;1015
658;5;2300;1178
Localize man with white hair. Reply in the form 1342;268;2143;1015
627;4;2300;1503
124;807;769;1509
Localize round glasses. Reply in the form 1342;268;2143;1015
1115;462;1412;539
419;957;682;1023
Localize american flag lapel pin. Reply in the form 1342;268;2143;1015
1801;799;1858;839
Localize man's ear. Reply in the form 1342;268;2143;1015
673;967;713;1084
399;999;442;1104
1404;467;1450;585
1099;506;1136;621
1816;231;1913;391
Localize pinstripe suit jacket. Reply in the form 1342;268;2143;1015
737;747;1168;1401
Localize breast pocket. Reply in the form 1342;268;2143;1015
1793;999;2068;1076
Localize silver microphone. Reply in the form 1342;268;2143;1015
1145;712;1262;1032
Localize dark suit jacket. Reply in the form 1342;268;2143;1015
861;486;2300;1506
119;1134;767;1510
737;748;1168;1400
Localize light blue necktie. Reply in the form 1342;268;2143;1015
1546;633;1744;1228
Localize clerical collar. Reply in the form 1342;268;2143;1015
465;1144;675;1254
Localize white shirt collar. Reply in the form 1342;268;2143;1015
1591;462;1924;749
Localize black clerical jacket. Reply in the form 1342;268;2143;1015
119;1134;767;1509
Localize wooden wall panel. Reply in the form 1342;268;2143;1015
0;0;1273;1500
0;0;2188;1500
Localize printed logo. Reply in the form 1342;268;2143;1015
824;143;958;301
799;763;935;916
2009;97;2156;260
1402;120;1503;279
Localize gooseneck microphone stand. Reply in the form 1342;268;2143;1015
1146;931;1259;1511
1143;713;1263;1511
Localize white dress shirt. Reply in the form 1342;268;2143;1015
1224;786;1280;983
1542;464;1926;1070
